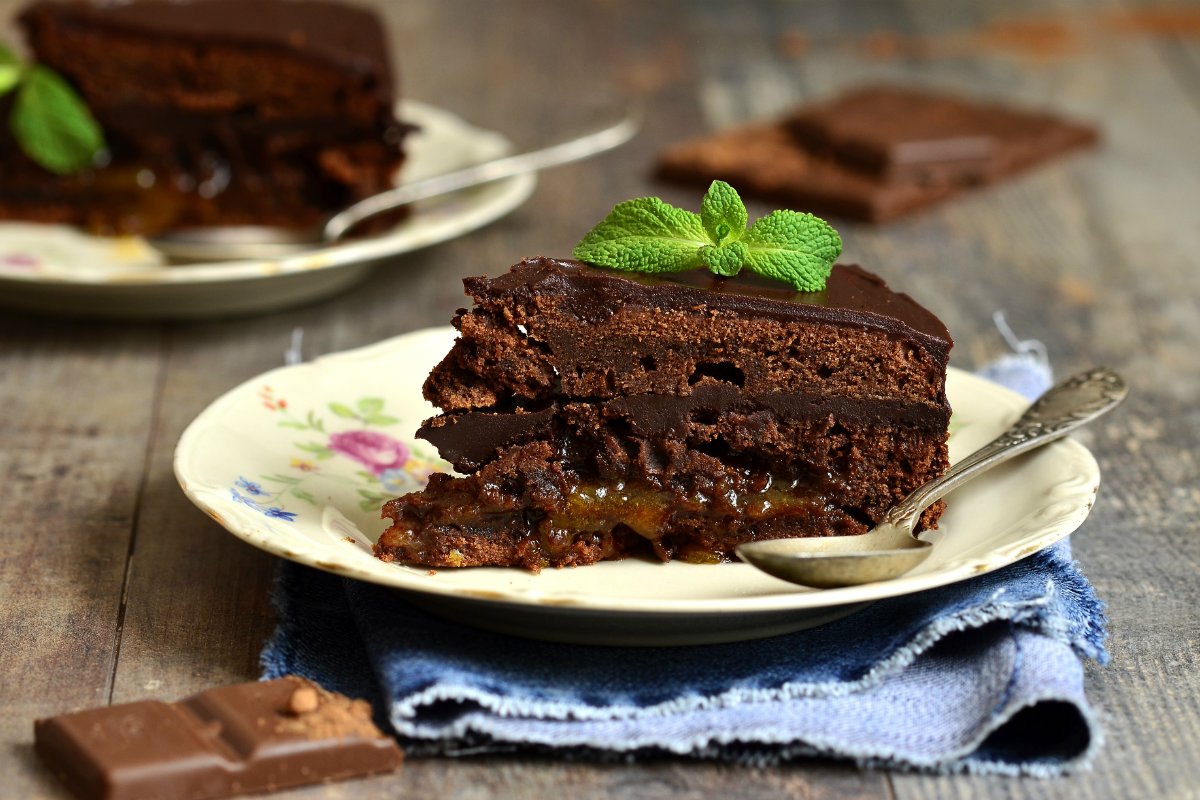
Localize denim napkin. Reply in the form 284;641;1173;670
260;355;1109;776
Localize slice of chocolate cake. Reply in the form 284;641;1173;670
376;253;952;571
1;0;408;235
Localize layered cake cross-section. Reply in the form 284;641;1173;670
375;185;953;571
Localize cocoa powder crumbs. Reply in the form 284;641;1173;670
275;679;382;741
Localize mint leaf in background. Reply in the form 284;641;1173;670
573;196;709;273
742;210;842;292
699;180;747;246
0;44;22;97
11;64;105;175
0;65;19;97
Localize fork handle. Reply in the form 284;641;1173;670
323;114;640;241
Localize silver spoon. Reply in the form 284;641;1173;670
736;366;1127;589
148;113;640;262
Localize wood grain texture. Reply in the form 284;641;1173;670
2;0;1199;797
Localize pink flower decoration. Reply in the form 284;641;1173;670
0;253;41;273
328;430;410;475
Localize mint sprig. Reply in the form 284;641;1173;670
573;181;842;291
0;43;105;175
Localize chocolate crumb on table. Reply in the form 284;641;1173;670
33;676;403;800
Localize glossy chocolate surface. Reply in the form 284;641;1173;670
789;86;999;172
787;86;1098;180
20;0;393;83
657;88;1096;222
470;258;951;355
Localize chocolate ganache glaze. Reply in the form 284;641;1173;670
419;258;952;472
471;258;950;352
20;0;395;87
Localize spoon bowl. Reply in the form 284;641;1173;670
735;524;932;589
737;366;1127;589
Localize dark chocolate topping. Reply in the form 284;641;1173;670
34;676;403;800
421;385;951;472
468;258;951;358
20;0;393;84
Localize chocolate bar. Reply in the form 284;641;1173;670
656;122;957;222
656;86;1097;222
34;676;403;800
787;86;1098;184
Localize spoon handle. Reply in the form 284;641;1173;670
883;366;1127;535
323;113;640;241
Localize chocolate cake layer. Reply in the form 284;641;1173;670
425;258;950;411
421;385;952;473
376;257;952;572
3;0;408;234
20;0;396;120
380;414;949;570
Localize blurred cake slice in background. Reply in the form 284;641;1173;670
1;0;410;235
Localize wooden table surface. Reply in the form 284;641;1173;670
3;0;1199;797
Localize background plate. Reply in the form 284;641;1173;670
175;328;1100;645
0;102;536;319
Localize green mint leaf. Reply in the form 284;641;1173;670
0;65;19;98
573;196;708;273
575;183;842;290
700;180;747;247
10;65;105;175
699;241;748;277
0;45;22;100
742;210;842;292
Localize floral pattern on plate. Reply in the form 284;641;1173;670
228;385;445;524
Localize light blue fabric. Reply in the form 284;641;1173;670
261;360;1109;775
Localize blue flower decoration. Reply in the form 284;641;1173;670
235;476;266;495
230;481;296;523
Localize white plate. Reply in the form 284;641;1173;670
175;328;1100;646
0;102;536;319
